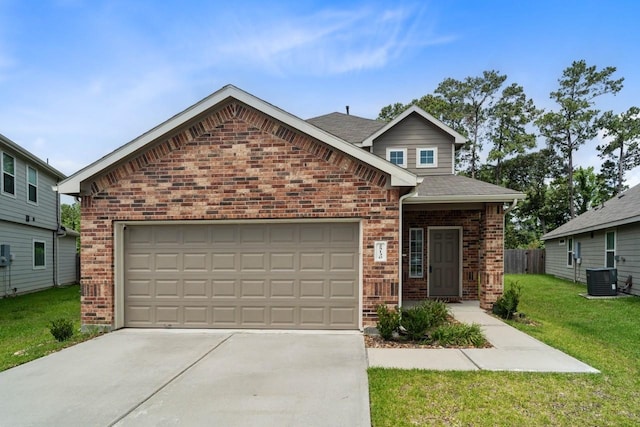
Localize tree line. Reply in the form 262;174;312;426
378;60;640;248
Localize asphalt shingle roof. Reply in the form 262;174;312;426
414;174;523;199
306;112;385;144
542;184;640;240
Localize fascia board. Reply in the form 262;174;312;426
542;214;640;240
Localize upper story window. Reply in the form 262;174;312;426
386;148;407;168
2;152;15;197
605;231;616;268
416;148;438;168
27;166;38;204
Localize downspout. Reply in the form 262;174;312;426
53;181;60;287
398;187;419;309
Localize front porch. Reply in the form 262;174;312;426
401;202;505;310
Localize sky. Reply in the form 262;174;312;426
2;0;640;198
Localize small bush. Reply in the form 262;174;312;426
376;304;400;340
400;300;449;341
431;323;487;347
492;281;522;319
50;318;74;342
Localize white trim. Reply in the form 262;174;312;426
408;227;424;278
605;230;616;268
386;148;407;168
426;226;463;298
362;105;467;147
415;147;438;168
358;220;364;331
1;151;16;198
403;193;526;204
567;237;574;267
57;85;418;194
26;165;38;205
32;239;46;269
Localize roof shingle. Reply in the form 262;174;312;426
306;112;385;144
542;184;640;239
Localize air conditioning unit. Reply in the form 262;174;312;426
586;268;617;296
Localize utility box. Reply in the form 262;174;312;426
586;268;617;296
0;244;10;267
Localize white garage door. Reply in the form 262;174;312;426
123;222;359;329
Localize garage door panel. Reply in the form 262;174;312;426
212;280;237;297
183;280;208;298
124;222;359;329
241;280;266;297
271;280;295;297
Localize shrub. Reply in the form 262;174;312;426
400;300;450;341
376;304;400;340
431;323;487;347
50;318;74;342
492;281;522;319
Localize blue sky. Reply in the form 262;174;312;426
2;0;640;189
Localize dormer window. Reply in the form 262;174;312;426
386;148;407;168
416;148;437;168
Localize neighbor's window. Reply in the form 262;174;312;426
558;239;566;246
409;228;424;278
27;166;38;204
416;148;437;168
605;231;616;268
386;148;407;168
2;152;15;196
567;237;573;267
33;240;45;269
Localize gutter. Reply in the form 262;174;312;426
398;188;419;309
504;198;519;215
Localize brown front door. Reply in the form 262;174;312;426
428;228;460;297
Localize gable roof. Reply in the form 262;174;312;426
57;85;419;195
0;133;66;180
361;106;467;148
403;174;525;204
306;112;386;144
542;184;640;240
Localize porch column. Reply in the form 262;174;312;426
479;203;504;309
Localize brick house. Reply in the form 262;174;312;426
58;85;523;331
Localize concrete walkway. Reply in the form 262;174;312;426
367;301;600;373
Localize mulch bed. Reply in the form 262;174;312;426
364;334;492;349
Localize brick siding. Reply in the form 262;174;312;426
80;101;401;328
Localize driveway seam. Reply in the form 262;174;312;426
108;333;234;426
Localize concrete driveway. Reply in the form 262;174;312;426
0;330;370;426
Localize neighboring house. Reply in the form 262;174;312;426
542;184;640;296
58;85;524;331
1;134;79;296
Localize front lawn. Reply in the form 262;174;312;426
0;285;95;371
369;274;640;426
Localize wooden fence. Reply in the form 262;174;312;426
505;249;545;274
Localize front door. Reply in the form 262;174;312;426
428;228;460;297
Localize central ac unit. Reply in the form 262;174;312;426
586;268;617;296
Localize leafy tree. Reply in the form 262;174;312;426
536;59;624;218
597;106;640;194
486;83;540;184
61;203;80;231
435;71;507;178
573;166;601;215
378;102;409;122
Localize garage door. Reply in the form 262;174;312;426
123;222;359;329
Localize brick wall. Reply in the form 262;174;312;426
80;101;401;329
479;203;505;309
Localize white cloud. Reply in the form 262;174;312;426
214;4;454;76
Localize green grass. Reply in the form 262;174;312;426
369;274;640;426
0;285;97;371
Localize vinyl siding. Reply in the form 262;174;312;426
58;234;78;285
371;114;454;175
0;222;55;295
545;224;640;296
1;144;60;230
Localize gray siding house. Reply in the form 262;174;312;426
1;133;79;295
542;184;640;296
